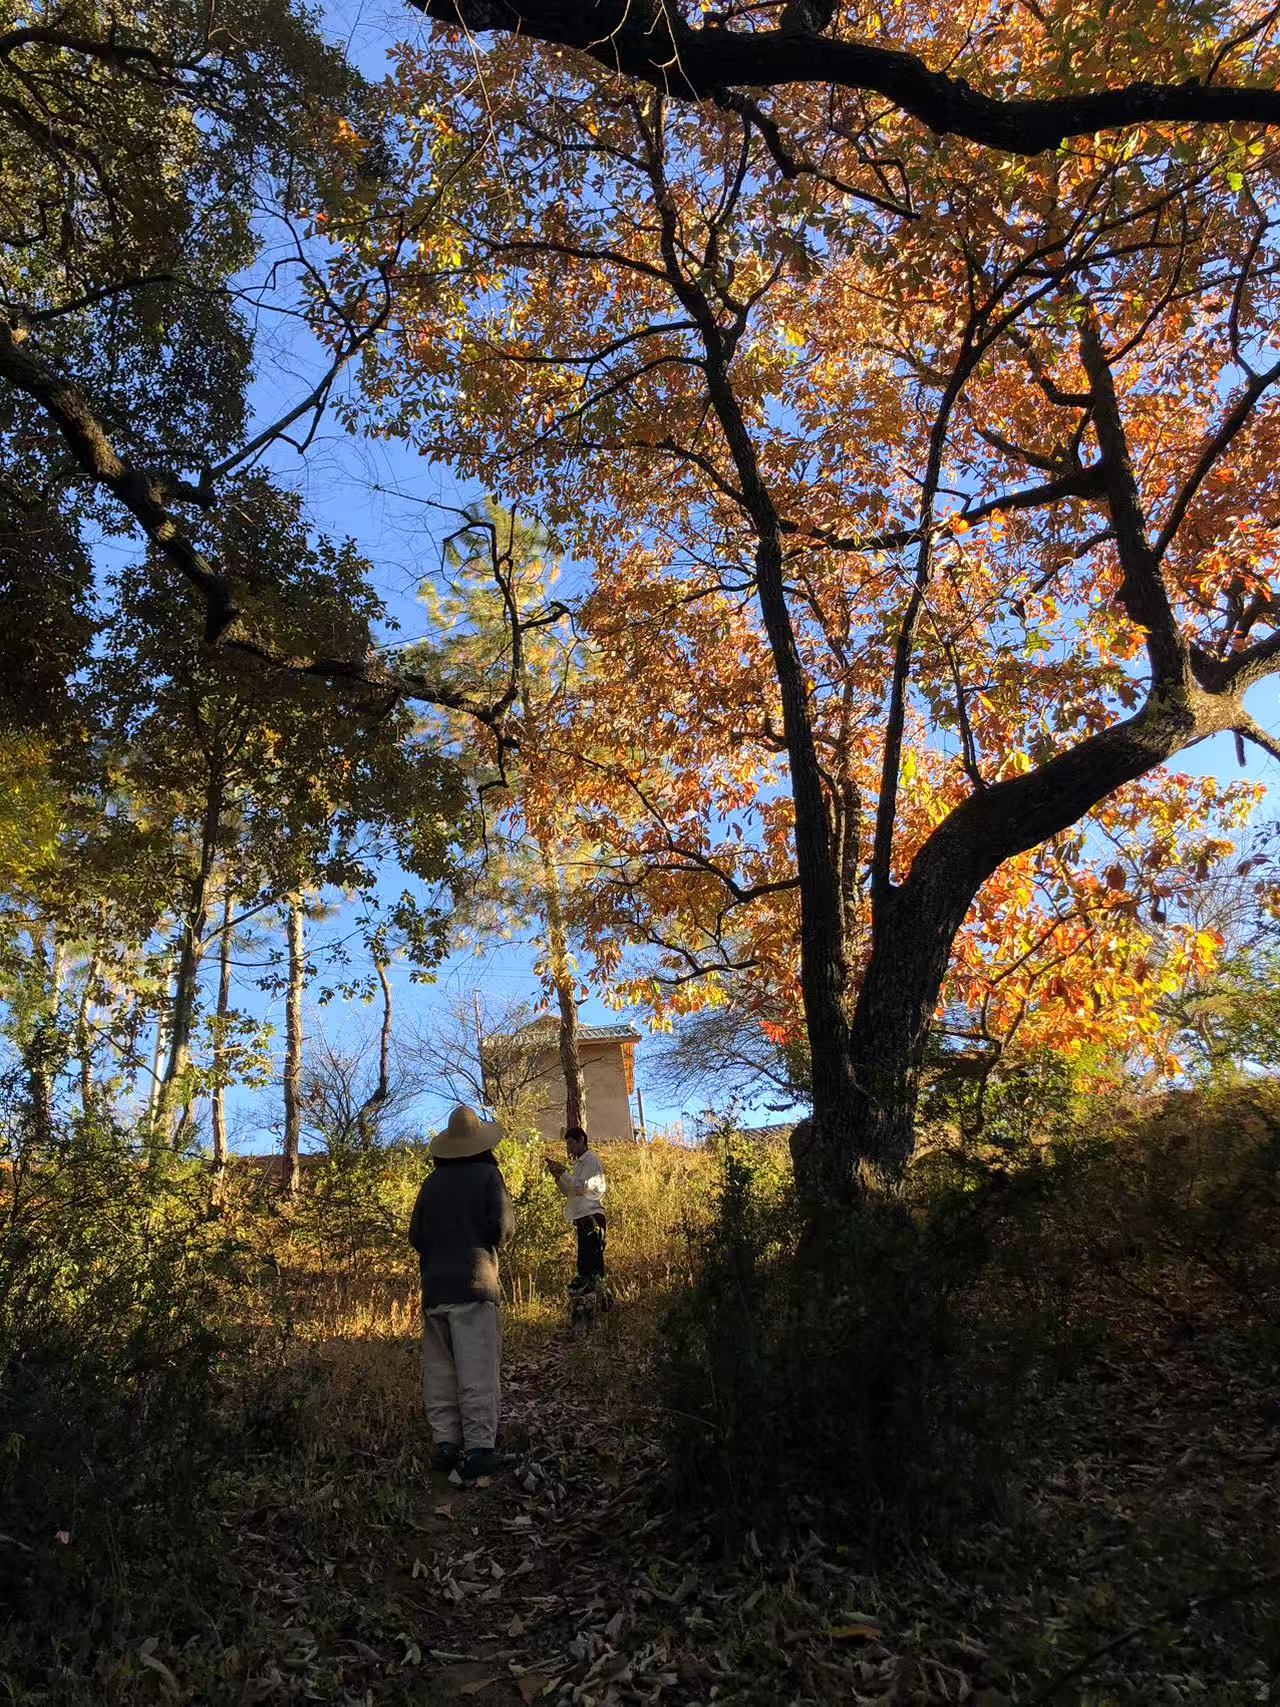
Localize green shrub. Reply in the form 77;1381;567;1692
658;1139;1014;1555
498;1135;570;1304
0;1099;247;1671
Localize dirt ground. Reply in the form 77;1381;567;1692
137;1292;1280;1707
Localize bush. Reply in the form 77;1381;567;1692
659;1138;1014;1555
498;1135;572;1305
268;1137;426;1339
960;1081;1280;1347
662;1088;1280;1559
0;1099;248;1673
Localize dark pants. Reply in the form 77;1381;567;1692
575;1213;607;1282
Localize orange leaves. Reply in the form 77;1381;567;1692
348;12;1280;1064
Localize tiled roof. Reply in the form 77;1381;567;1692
507;1018;641;1044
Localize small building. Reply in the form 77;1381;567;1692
486;1018;640;1143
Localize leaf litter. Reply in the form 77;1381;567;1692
128;1291;1280;1706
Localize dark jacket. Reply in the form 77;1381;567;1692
408;1155;515;1308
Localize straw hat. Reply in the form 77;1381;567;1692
430;1104;505;1158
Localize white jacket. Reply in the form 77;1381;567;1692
556;1149;607;1224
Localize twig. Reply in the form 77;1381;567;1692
1030;1568;1280;1702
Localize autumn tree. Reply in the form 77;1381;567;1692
353;9;1280;1197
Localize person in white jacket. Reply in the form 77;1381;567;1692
545;1125;608;1295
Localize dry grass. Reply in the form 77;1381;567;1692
205;1137;731;1462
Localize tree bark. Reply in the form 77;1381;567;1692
281;894;305;1196
75;946;102;1121
355;956;393;1148
25;926;63;1145
211;886;235;1176
541;840;586;1132
157;771;223;1137
145;1004;167;1129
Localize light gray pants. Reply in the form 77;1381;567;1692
422;1301;502;1450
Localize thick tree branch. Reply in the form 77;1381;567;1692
0;316;518;730
0;317;236;625
1217;627;1280;691
1077;306;1185;683
1235;712;1280;766
409;0;1280;155
901;684;1237;926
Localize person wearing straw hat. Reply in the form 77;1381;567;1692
408;1105;514;1486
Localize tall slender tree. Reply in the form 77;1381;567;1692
280;893;306;1196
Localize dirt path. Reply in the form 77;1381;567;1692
386;1320;777;1707
215;1304;1280;1707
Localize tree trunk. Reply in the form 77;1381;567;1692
211;886;235;1178
650;177;864;1200
355;956;393;1148
828;885;973;1190
540;840;586;1131
75;947;102;1121
157;773;223;1137
280;894;304;1196
145;1004;167;1129
791;690;1225;1197
25;927;63;1145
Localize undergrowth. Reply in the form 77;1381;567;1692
3;1085;1279;1698
659;1084;1280;1556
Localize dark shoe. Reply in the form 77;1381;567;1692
457;1446;500;1486
567;1275;591;1295
430;1441;461;1473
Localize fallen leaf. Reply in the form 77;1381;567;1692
137;1638;180;1698
829;1621;882;1643
516;1674;553;1702
507;1614;525;1637
460;1679;497;1697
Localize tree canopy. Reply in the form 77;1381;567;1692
6;0;1280;1189
334;4;1280;1187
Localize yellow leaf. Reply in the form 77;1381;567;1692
829;1621;882;1642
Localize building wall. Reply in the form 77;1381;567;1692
528;1040;635;1143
